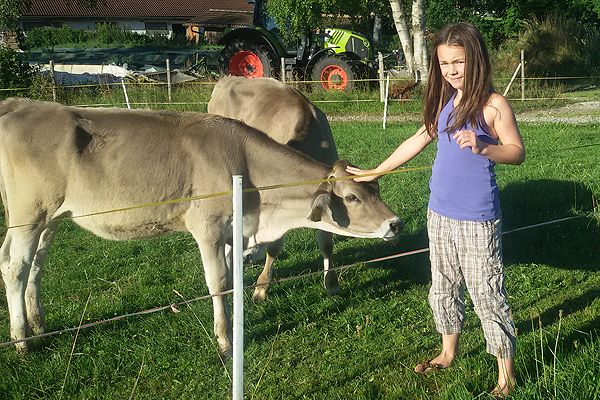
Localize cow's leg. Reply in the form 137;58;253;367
187;219;232;357
317;230;339;296
25;223;58;336
252;238;283;302
0;226;43;353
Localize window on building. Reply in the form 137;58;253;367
145;22;168;34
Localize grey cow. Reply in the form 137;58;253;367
0;98;403;356
208;76;340;301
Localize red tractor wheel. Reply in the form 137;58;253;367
311;56;356;90
228;51;265;78
220;39;275;78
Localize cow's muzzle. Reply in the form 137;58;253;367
383;217;404;240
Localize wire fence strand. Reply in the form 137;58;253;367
0;213;588;349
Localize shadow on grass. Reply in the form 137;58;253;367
501;179;599;271
1;179;597;358
249;178;599;344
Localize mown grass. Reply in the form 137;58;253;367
1;105;598;399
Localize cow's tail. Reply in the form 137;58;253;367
0;99;16;238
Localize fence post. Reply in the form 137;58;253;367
232;175;244;400
281;57;286;82
166;59;172;103
378;52;385;102
503;63;522;97
49;60;57;102
121;78;131;109
383;73;390;130
520;49;525;101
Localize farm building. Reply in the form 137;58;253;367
17;0;253;43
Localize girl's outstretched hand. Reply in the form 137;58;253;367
345;166;380;182
453;129;487;155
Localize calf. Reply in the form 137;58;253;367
0;98;403;355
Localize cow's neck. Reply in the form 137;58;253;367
244;136;330;189
243;138;331;244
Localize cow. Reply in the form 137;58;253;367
0;98;403;355
208;76;339;302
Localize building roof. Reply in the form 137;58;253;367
22;0;253;24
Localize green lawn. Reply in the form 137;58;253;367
0;113;598;398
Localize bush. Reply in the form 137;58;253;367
0;46;36;97
520;16;586;77
93;24;152;46
22;26;90;49
492;14;600;83
22;24;190;50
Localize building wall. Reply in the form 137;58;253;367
20;19;174;38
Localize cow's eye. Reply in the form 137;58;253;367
344;194;359;203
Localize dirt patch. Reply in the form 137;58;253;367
517;101;600;124
328;101;600;124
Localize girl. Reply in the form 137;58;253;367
346;22;525;397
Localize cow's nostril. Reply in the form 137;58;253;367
390;219;404;234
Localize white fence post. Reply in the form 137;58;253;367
232;175;244;400
383;73;390;129
121;78;131;109
520;49;525;101
166;59;172;103
503;63;522;97
378;52;385;102
49;59;57;102
281;57;286;82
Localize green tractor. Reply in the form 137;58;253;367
219;0;376;90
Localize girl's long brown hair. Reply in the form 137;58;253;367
423;22;494;137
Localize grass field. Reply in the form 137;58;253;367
0;94;599;399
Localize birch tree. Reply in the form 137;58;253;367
389;0;428;79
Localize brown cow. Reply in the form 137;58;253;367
208;76;339;301
0;98;403;355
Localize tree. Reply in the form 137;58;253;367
0;0;28;31
389;0;427;79
1;0;98;31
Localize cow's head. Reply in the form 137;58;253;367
309;160;403;240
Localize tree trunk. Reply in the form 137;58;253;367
373;15;382;46
388;0;428;79
389;0;414;75
411;0;428;80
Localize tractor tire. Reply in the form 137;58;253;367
311;56;357;91
219;38;276;79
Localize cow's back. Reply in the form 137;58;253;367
0;99;264;238
208;76;338;165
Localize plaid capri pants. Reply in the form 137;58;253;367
427;209;516;358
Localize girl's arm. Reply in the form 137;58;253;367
454;93;525;165
346;125;434;182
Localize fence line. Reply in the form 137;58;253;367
0;213;587;349
2;166;432;231
2;75;599;93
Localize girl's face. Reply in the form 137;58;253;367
437;45;466;91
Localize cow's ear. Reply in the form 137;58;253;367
308;182;332;222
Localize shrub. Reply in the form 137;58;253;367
22;24;189;50
0;46;36;97
22;26;90;49
93;24;151;46
492;14;600;85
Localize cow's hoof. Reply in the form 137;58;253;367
324;272;340;296
243;246;266;265
326;285;340;296
15;341;30;355
219;346;233;360
252;287;268;302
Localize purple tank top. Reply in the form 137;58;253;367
428;94;501;221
